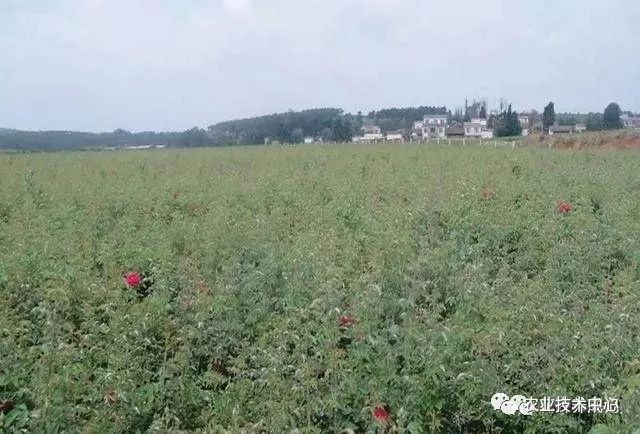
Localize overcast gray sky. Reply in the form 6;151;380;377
1;0;638;132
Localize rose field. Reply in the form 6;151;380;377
1;143;640;433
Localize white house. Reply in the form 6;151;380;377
518;115;529;127
464;122;480;136
464;120;493;138
362;125;383;138
549;125;574;135
363;133;384;141
385;131;404;141
354;125;383;142
622;114;640;129
304;137;314;144
353;135;383;142
421;114;447;138
412;121;424;138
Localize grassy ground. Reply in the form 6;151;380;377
1;143;640;433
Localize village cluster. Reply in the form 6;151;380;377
355;113;500;143
349;112;640;144
353;113;570;144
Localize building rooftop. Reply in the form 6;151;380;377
361;125;381;133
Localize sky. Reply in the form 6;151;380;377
0;0;638;132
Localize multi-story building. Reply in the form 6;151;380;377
353;125;384;142
464;118;493;138
420;114;447;138
385;130;405;142
622;114;640;129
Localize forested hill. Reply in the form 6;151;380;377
0;105;448;151
206;106;449;145
206;108;355;145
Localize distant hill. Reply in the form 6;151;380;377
206;108;355;145
0;128;189;151
205;106;451;144
3;105;453;151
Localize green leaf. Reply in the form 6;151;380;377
407;421;423;434
589;424;620;434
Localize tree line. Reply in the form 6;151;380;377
206;108;355;145
0;102;635;151
541;102;627;132
0;106;448;150
206;105;449;145
0;128;191;151
491;105;523;137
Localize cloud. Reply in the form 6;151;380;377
222;0;252;15
0;0;638;131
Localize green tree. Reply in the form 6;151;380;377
320;128;333;142
543;102;555;133
290;128;304;144
181;127;206;147
507;105;522;136
354;111;364;133
331;117;353;142
557;115;577;126
586;112;604;131
495;105;522;137
603;103;623;129
463;98;471;122
452;108;464;123
529;109;541;130
487;114;496;129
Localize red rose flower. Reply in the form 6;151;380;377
124;271;142;288
339;315;355;327
556;201;573;214
373;404;391;425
